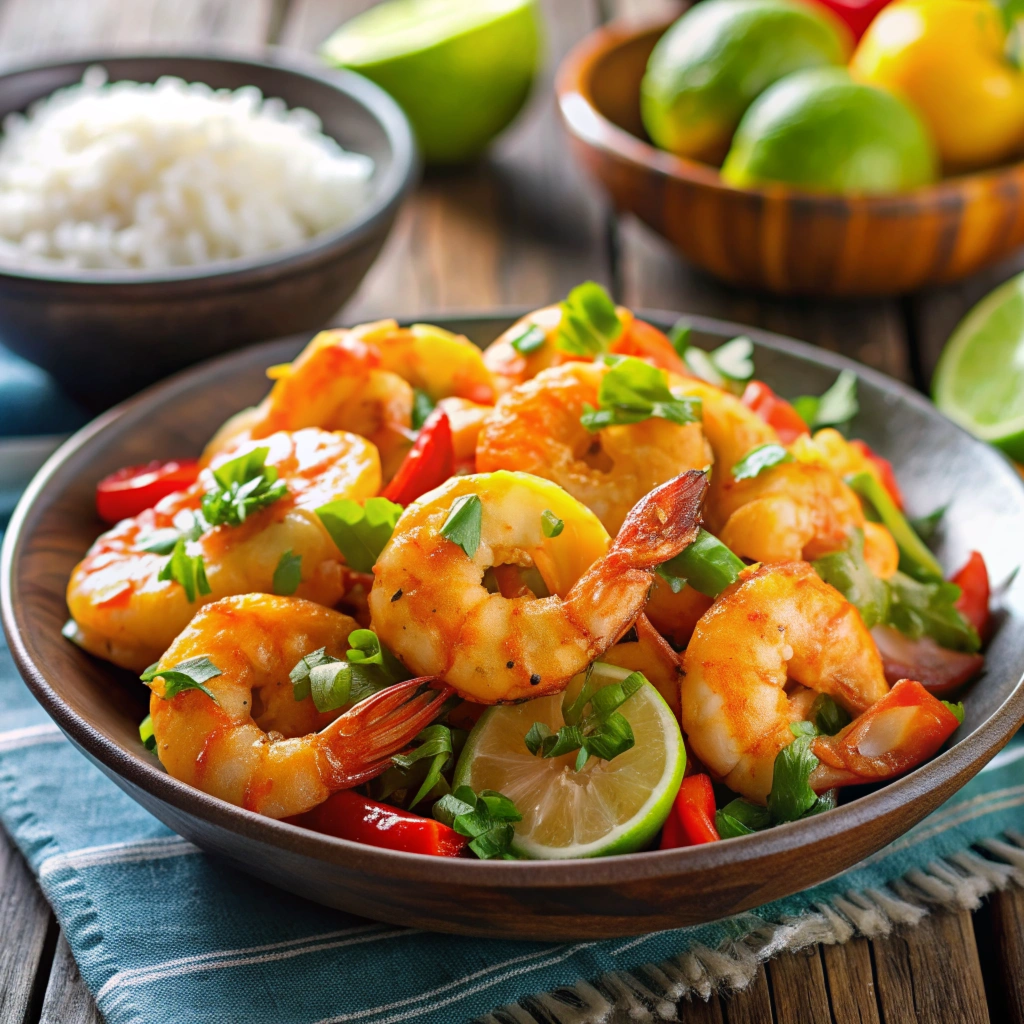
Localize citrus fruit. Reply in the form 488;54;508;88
640;0;852;163
453;663;685;859
721;67;938;192
321;0;542;165
933;271;1024;461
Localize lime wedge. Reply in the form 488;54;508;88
453;664;685;859
321;0;542;165
933;272;1024;461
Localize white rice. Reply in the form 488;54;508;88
0;66;375;271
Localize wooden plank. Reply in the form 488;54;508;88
873;911;989;1024
39;933;101;1024
989;887;1024;1024
722;965;774;1024
0;828;54;1024
678;994;726;1023
767;948;832;1024
279;0;613;321
821;938;881;1024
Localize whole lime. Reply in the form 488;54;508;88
321;0;542;165
640;0;851;163
721;67;939;192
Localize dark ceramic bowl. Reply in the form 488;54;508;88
0;51;418;408
4;314;1024;940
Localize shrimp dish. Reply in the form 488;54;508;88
64;282;992;861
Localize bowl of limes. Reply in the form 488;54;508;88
556;0;1024;296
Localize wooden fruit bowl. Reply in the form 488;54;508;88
556;17;1024;297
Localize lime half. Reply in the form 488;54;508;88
321;0;542;165
453;664;685;859
933;272;1024;461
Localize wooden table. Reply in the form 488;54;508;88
1;0;1022;1021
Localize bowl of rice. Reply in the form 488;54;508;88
0;52;418;406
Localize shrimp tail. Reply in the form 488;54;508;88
609;469;709;569
318;677;453;788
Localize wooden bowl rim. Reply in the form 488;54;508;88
3;311;1024;890
0;48;420;289
555;15;1024;211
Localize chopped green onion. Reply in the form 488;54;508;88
316;496;403;573
346;628;409;684
732;442;794;481
139;714;156;751
411;389;436;431
792;370;859;431
440;493;482;558
141;655;221;702
509;324;547;356
657;528;744;597
309;662;352;712
541;510;564;538
272;550;302;596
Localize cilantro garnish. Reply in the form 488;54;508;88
440;493;482;558
556;282;623;356
433;786;522;859
715;798;770;838
671;327;755;390
316;496;403;573
158;538;211;603
201;447;287;527
509;323;547;356
524;669;645;771
731;442;795;481
139;714;157;751
411;389;436;431
272;550;302;596
580;356;702;432
943;700;965;725
289;630;408;710
810;694;851;737
812;529;890;628
541;510;564;538
141;655;222;702
387;724;461;809
767;721;834;824
656;528;744;597
792;370;859;431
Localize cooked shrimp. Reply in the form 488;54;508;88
436;396;492;468
644;577;714;649
206;321;494;478
476;362;711;533
681;561;889;803
601;614;684;719
149;594;451;818
66;429;380;671
369;469;708;703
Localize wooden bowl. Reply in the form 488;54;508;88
556;18;1024;297
4;313;1024;940
0;52;418;409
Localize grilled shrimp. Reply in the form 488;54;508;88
148;594;451;818
476;362;712;533
206;321;494;478
66;429;380;671
681;561;889;803
369;469;708;703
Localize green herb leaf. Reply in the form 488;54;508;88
541;509;564;538
433;785;522;860
810;694;851;736
887;572;981;653
411;389;436;431
767;722;827;824
346;629;409;685
138;510;206;554
580;356;702;432
715;798;770;838
732;442;795;482
440;493;482;559
812;528;891;629
316;496;403;573
669;320;692;356
510;324;547;356
272;549;302;596
556;281;623;356
711;336;754;382
289;646;339;702
309;662;352;712
561;667;596;727
656;528;744;598
580;711;634;765
846;472;944;582
141;655;221;702
201;447;288;527
157;538;211;603
793;370;859;431
390;724;457;808
683;347;726;388
910;505;947;545
942;700;966;725
139;714;156;751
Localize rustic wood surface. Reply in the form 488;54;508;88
0;0;1022;1021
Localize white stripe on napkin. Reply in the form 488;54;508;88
0;722;62;751
40;836;199;877
983;743;1024;773
96;925;408;1005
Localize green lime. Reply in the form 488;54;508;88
321;0;542;165
453;664;685;859
721;67;938;192
933;272;1024;461
640;0;851;163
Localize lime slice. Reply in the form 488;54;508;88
933;272;1024;461
321;0;542;165
453;664;685;859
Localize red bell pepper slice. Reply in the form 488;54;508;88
741;381;810;444
612;318;691;377
96;459;201;524
811;0;891;40
381;409;454;506
849;439;904;510
660;774;720;848
292;791;468;857
870;625;983;697
952;551;991;639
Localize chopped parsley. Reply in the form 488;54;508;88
440;493;482;558
272;550;302;596
157;538;211;603
556;281;623;356
141;655;222;701
201;447;288;527
580;356;702;432
316;496;403;573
